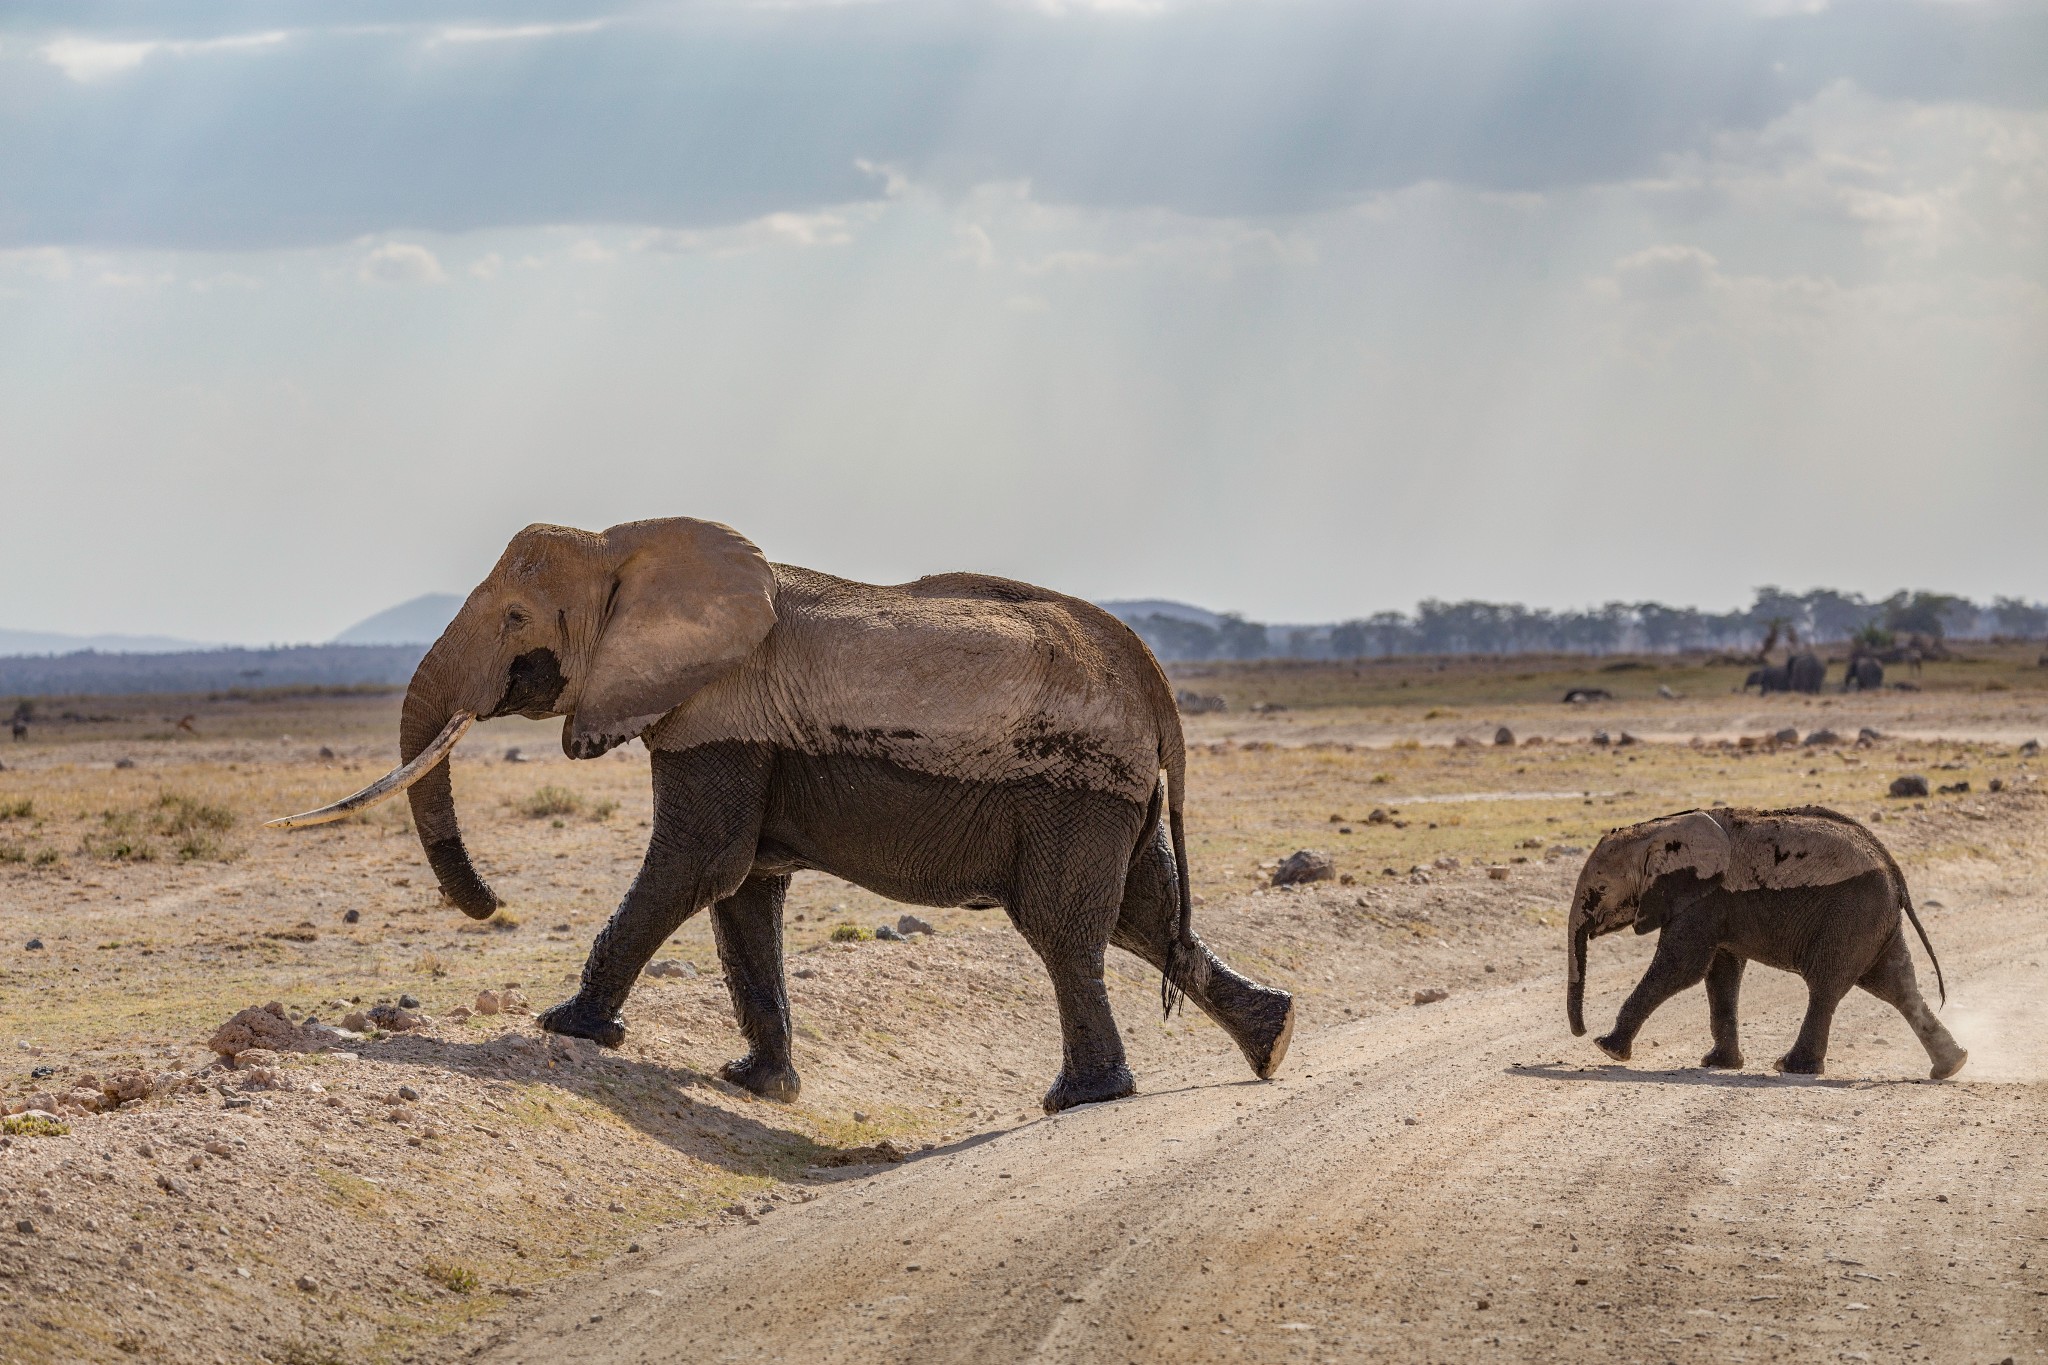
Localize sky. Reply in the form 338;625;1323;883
2;0;2044;644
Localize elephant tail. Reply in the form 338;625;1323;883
1162;747;1194;1019
1901;892;1947;1007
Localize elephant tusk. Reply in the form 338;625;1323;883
265;713;476;830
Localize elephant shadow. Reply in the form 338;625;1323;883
1508;1061;1899;1091
338;1027;988;1185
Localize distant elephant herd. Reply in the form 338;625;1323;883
270;518;1966;1116
1744;650;1892;693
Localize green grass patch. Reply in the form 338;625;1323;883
0;797;32;820
830;923;871;942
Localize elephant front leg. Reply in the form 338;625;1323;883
1596;926;1716;1063
1699;949;1747;1069
712;874;800;1101
539;747;767;1049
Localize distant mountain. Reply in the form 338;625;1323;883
1097;599;1231;630
332;593;464;645
0;628;214;658
0;644;426;697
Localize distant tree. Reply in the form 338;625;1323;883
1217;614;1270;661
1800;589;1874;644
1992;597;2048;639
1128;615;1221;662
1882;592;1968;641
1329;620;1368;659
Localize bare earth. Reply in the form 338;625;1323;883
1;654;2043;1363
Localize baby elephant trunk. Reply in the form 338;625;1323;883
1566;919;1591;1036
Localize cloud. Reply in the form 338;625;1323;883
1613;244;1722;298
3;0;2043;249
39;31;286;83
357;241;446;285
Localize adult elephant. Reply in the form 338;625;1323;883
271;518;1294;1113
1566;806;1964;1079
1786;651;1826;694
1845;655;1884;691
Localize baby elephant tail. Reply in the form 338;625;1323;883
1901;892;1947;1007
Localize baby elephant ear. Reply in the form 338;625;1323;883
1650;809;1731;883
565;518;777;758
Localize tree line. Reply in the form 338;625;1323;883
1117;589;2048;663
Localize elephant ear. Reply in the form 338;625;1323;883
1632;810;1730;933
564;518;777;759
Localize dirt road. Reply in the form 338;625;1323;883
475;899;2046;1363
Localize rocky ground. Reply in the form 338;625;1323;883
0;660;2042;1363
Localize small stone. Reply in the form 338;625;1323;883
1486;866;1509;881
296;1275;318;1292
14;1219;32;1234
317;745;335;760
503;747;525;764
1889;775;1931;798
1494;727;1514;746
1937;781;1971;795
474;991;502;1016
24;939;42;951
398;994;420;1010
365;1003;423;1032
114;757;136;769
340;1010;371;1032
343;909;360;924
896;914;935;937
445;1005;472;1020
2020;739;2040;757
852;1111;869;1124
1990;778;2004;793
874;925;906;941
608;1201;626;1213
207;1001;299;1062
1367;808;1390;825
628;1242;642;1253
1616;732;1639;747
500;988;528;1013
1271;850;1335;887
397;1084;419;1102
1858;727;1884;744
1803;728;1841;746
1476;1299;1490;1310
154;1173;186;1196
1413;988;1449;1006
1591;730;1610;746
643;960;697;979
1773;727;1800;747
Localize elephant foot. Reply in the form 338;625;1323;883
1928;1047;1968;1081
536;998;626;1048
1700;1046;1745;1070
1593;1034;1631;1063
1041;1063;1136;1115
1223;988;1296;1080
1773;1052;1824;1076
721;1054;801;1102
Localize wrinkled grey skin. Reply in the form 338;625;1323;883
1567;806;1965;1079
395;527;1293;1115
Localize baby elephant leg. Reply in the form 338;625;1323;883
1776;975;1854;1076
1699;949;1746;1069
1597;923;1717;1062
1857;931;1968;1080
713;874;800;1101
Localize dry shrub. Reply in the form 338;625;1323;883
830;923;871;942
421;1258;479;1293
0;797;32;820
521;786;581;818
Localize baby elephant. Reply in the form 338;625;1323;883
1567;806;1965;1079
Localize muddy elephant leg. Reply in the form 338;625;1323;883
1009;825;1138;1113
539;745;768;1048
712;874;799;1100
1775;976;1853;1076
1856;931;1967;1080
1596;923;1717;1063
1109;819;1294;1079
1699;949;1747;1069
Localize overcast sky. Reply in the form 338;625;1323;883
3;0;2044;643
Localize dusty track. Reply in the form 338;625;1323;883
477;904;2047;1363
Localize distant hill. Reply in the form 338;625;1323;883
332;594;463;645
0;629;214;658
0;645;426;698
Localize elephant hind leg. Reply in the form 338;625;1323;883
1012;832;1139;1115
1109;822;1295;1081
1700;949;1746;1069
713;874;800;1101
1857;930;1967;1080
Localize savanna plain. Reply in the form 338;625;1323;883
2;649;2044;1364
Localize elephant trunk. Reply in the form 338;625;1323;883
401;646;502;920
1566;918;1591;1036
